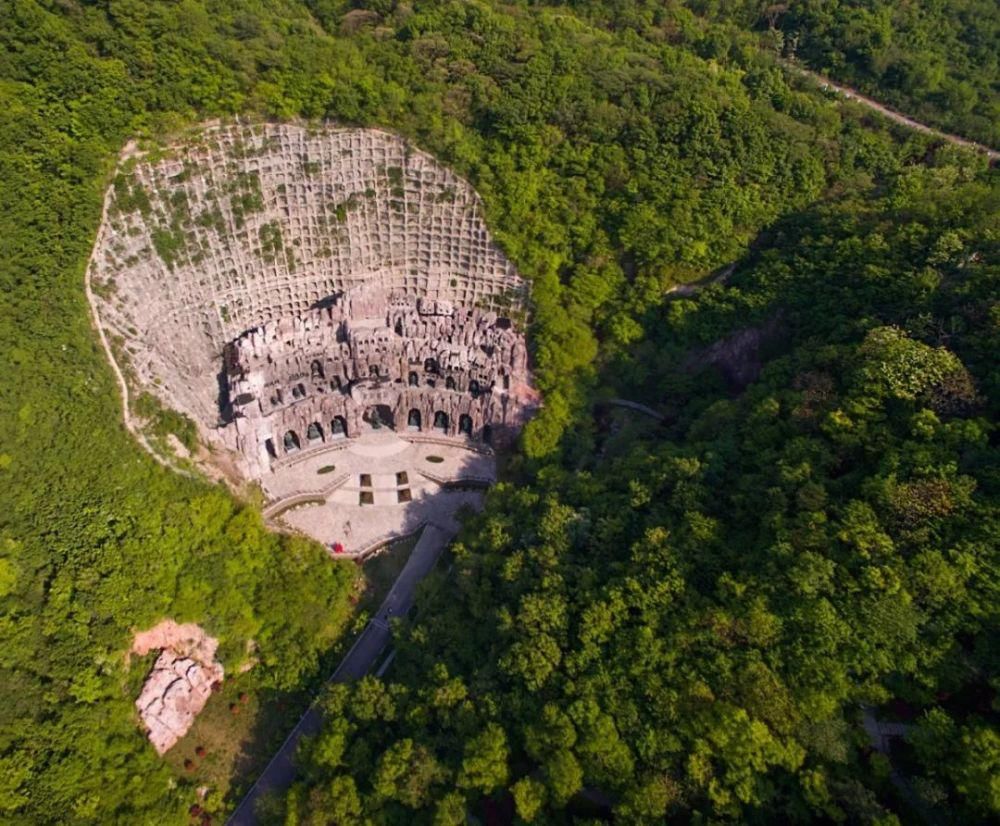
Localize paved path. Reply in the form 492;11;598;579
665;262;737;298
784;62;999;161
861;706;938;823
227;523;454;825
606;398;665;422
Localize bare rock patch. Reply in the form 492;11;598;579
132;620;224;755
685;314;784;392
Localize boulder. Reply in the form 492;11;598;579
132;621;224;755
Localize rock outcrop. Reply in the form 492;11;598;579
132;621;223;755
685;314;784;392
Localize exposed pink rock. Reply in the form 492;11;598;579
132;621;224;755
223;283;535;476
132;619;218;663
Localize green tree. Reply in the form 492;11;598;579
511;777;547;823
457;724;509;793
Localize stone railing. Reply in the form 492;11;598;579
269;437;350;472
268;432;491;474
401;433;494;455
263;472;351;519
417;468;494;488
350;522;428;561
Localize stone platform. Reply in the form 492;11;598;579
262;431;494;555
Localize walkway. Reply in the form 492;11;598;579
784;61;999;161
226;523;455;825
606;398;665;422
265;431;493;554
861;706;936;823
665;262;736;298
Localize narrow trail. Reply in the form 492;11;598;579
862;706;939;824
665;262;736;298
606;398;665;422
784;61;999;161
84;177;194;478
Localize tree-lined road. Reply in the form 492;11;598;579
784;62;999;161
227;523;454;825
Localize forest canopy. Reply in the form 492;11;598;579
287;166;1000;824
684;0;1000;146
0;0;997;823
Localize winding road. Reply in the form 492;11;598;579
784;62;999;161
227;522;454;825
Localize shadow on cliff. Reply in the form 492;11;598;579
595;200;869;424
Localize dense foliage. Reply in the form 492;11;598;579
288;169;1000;824
688;0;1000;147
0;0;996;823
0;0;370;821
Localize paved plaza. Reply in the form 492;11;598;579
261;430;495;554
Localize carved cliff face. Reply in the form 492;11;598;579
88;123;533;482
224;284;533;477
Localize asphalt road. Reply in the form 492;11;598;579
227;523;453;825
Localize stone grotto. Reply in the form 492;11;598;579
88;122;535;555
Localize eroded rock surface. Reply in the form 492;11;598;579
132;621;223;754
685;314;784;391
225;284;535;477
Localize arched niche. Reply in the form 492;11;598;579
331;416;347;438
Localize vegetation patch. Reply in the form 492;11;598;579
257;221;283;262
112;175;152;216
228;171;264;229
133;392;199;452
150;226;187;268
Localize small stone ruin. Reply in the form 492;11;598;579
88;122;534;481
